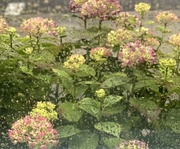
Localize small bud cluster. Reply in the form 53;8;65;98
8;115;59;149
107;29;134;47
23;47;33;55
135;3;151;16
116;12;139;29
20;17;57;37
90;47;110;61
0;17;9;33
159;58;176;82
116;140;148;149
155;11;178;26
169;33;180;47
56;26;66;35
118;41;156;67
30;101;58;121
95;89;106;98
64;54;85;70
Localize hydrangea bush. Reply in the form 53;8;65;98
0;1;179;149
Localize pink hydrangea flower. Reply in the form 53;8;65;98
81;0;121;20
118;41;156;67
20;17;57;37
155;11;178;26
8;115;59;149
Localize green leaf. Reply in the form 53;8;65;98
69;131;99;149
102;104;125;116
101;76;129;88
102;136;124;149
102;95;122;108
78;98;101;119
52;68;73;93
134;79;159;93
75;64;96;77
130;98;160;122
94;122;122;138
74;83;88;98
58;102;83;122
56;125;81;139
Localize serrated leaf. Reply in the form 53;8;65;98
69;131;99;149
94;122;122;138
78;98;101;119
101;76;129;88
58;102;83;122
102;95;122;108
130;98;160;121
102;104;125;116
134;79;159;93
75;64;96;77
56;125;81;139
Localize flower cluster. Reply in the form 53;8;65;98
115;12;139;29
155;11;178;26
81;0;121;20
95;89;106;98
56;26;66;35
118;41;156;67
69;0;88;13
107;29;134;47
8;115;59;149
20;17;57;37
64;54;85;70
169;33;180;47
23;47;33;55
159;58;176;82
144;37;159;47
90;47;110;61
116;140;148;149
135;3;151;16
0;17;9;33
30;101;58;121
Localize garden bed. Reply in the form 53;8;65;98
0;1;180;149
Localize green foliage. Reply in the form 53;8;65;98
58;102;83;122
57;125;81;139
94;122;122;138
78;98;101;119
68;131;99;149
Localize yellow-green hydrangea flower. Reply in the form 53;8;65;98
30;101;58;121
135;3;151;16
95;89;106;98
64;54;85;71
159;58;176;82
90;47;110;61
107;29;134;47
56;26;66;35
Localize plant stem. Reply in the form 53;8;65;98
99;20;102;31
84;19;87;29
9;34;13;49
